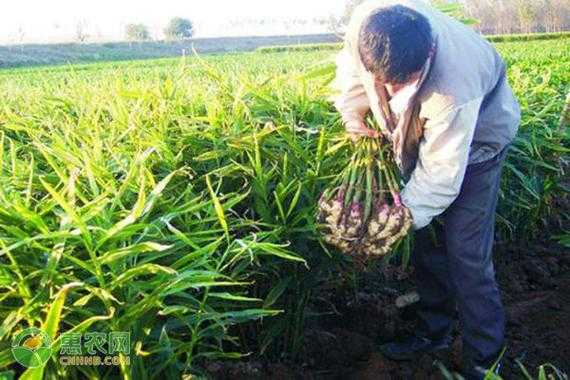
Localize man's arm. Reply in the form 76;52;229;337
331;45;370;125
400;97;484;229
332;46;381;139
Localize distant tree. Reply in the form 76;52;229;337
542;0;568;32
125;23;151;41
164;18;194;40
321;0;363;34
339;0;366;27
75;19;89;43
17;26;25;52
461;0;569;34
516;0;538;33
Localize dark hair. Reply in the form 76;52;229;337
358;5;433;84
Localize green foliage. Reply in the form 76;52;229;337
338;0;478;27
438;358;568;379
257;43;341;53
486;31;570;42
516;361;569;380
0;50;340;378
125;24;151;42
495;39;569;239
256;31;570;54
164;18;194;40
432;1;479;25
0;39;567;378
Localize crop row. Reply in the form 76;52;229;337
0;39;567;378
256;31;570;53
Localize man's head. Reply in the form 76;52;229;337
358;5;433;86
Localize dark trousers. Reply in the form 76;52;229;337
412;147;508;368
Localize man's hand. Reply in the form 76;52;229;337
345;120;380;142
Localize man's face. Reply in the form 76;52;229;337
375;70;423;97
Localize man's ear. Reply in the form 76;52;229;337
429;43;436;58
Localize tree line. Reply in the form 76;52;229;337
11;0;569;46
125;0;570;44
338;0;570;35
462;0;570;34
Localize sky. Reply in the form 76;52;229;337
1;0;347;44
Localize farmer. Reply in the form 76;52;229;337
332;0;520;378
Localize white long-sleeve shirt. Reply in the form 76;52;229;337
331;0;520;229
400;98;483;228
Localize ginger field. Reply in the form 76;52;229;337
0;38;568;379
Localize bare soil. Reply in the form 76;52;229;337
207;239;570;379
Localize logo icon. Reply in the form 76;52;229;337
12;327;52;368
